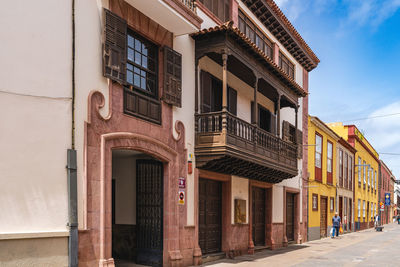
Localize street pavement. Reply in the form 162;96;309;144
202;223;400;267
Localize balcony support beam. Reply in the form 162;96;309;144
222;51;228;111
222;50;229;133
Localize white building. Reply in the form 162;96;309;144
0;0;318;266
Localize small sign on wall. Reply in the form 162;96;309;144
178;177;186;189
234;199;246;224
178;189;185;205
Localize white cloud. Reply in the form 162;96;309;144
357;101;400;178
344;0;400;29
274;0;290;8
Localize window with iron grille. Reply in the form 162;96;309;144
238;10;273;59
126;32;158;97
279;52;295;79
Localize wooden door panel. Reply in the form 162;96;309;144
199;179;222;255
252;187;266;246
286;193;295;241
320;197;327;237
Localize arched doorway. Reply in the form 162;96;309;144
112;149;163;266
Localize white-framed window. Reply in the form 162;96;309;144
363;160;366;185
315;134;322;168
358;199;361;217
371;204;373;219
371;168;374;188
363;200;366;218
374;203;376;216
327;141;333;173
367;165;370;186
375;171;377;189
358;157;362;182
349;156;353;190
330;197;334;211
312;194;318;211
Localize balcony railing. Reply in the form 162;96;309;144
181;0;196;11
196;111;297;159
195;111;298;182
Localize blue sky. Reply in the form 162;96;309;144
276;0;400;179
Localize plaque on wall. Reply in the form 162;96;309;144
234;199;246;224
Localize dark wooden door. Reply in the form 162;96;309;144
136;160;163;266
252;187;266;246
320;197;327;237
286;193;295;241
339;196;343;220
349;198;352;231
199;178;222;255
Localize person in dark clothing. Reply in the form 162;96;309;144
332;212;341;238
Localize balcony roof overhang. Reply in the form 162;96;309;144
242;0;319;71
125;0;203;35
191;22;307;98
196;150;298;183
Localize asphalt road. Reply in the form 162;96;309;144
203;223;400;267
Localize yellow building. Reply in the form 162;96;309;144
328;123;379;230
308;116;340;240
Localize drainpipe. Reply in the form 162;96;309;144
67;0;78;266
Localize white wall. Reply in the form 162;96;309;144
231;176;249;224
199;56;275;124
112;156;136;225
75;0;110;229
197;8;218;29
173;34;196;226
272;185;284;223
0;0;71;234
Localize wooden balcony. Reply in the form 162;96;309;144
195;111;298;183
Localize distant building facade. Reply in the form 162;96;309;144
329;123;379;231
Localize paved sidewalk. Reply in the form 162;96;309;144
202;223;400;267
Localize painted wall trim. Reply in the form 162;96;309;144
0;231;69;240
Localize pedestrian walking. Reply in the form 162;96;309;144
332;212;341;238
374;215;379;228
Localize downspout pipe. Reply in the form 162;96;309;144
68;0;78;266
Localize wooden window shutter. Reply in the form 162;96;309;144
270;113;277;135
103;9;127;85
296;129;303;159
282;120;290;141
163;46;182;107
227;87;237;115
200;71;211;113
